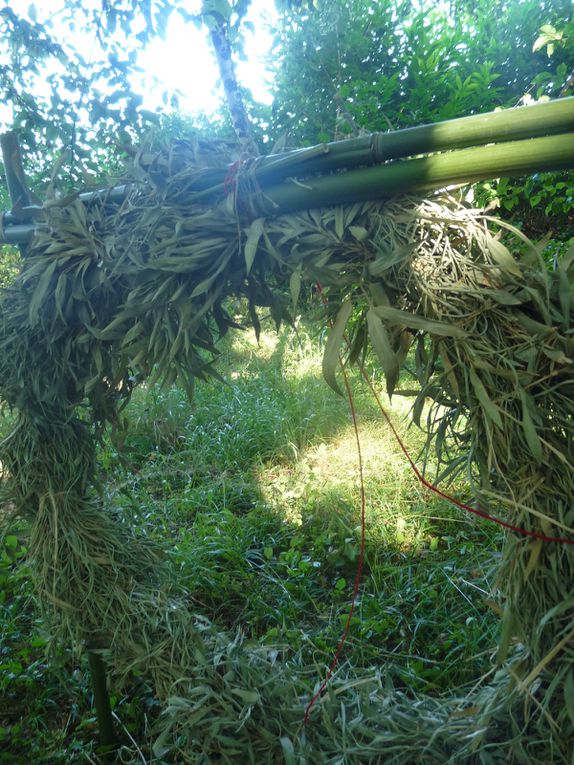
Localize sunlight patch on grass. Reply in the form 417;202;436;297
256;410;438;551
230;324;280;361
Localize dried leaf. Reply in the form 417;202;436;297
486;235;522;277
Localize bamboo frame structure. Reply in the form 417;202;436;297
1;97;573;244
1;95;574;763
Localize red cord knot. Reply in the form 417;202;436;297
223;160;241;196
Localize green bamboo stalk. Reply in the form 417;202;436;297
260;96;574;179
254;132;574;216
129;97;574;196
87;651;117;754
1;129;573;245
187;96;574;195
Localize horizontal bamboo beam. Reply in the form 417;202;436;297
1;101;573;245
258;96;574;179
1;224;33;245
0;185;129;244
255;133;574;215
174;97;574;194
2;133;573;244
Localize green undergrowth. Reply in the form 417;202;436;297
1;321;502;762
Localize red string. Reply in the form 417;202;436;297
303;360;367;723
360;369;574;546
223;160;241;195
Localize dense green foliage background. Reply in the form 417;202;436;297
266;0;574;245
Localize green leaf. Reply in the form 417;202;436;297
565;669;574;726
468;367;503;429
496;604;515;665
372;305;466;337
369;244;413;276
557;263;572;323
481;288;523;306
280;737;296;765
334;206;344;239
486;237;522;277
515;311;553;336
349;225;369;242
152;723;176;758
231;689;260;705
28;259;58;325
289;264;302;312
244;218;265;275
122;321;145;346
322;300;353;395
367;308;400;397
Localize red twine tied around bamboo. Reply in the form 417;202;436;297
223;160;241;196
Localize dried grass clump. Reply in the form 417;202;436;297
0;138;572;762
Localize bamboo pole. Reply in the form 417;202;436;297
1;106;573;244
2;133;573;243
175;97;574;193
252;133;574;217
87;651;118;754
255;133;574;215
257;96;574;179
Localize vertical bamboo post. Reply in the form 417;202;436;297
87;650;118;754
0;132;35;209
0;131;38;254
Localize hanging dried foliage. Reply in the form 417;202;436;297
0;138;573;763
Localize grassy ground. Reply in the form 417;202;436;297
0;321;502;763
